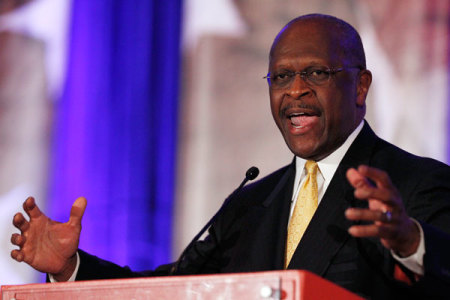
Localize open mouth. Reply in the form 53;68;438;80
288;112;315;128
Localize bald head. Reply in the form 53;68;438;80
270;14;366;70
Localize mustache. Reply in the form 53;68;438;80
280;103;321;118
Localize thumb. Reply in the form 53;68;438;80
69;197;87;226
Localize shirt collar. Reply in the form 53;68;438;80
295;120;365;182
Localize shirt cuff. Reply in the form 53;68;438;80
48;251;80;282
391;218;425;275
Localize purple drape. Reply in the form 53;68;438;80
48;0;182;271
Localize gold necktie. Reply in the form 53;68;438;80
285;160;319;268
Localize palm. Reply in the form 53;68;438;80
24;215;80;274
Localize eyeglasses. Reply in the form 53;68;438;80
263;66;362;89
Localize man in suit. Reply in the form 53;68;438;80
10;14;450;299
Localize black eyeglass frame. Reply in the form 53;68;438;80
263;66;363;88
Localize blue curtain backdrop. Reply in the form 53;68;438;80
48;0;182;271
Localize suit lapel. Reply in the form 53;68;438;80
235;162;295;271
287;122;378;275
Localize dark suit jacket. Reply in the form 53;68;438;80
76;122;450;299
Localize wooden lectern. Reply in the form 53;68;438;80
2;270;364;299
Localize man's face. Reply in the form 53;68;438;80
269;21;369;161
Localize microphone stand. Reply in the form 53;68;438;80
169;167;259;275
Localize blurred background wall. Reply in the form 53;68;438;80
0;0;70;284
175;0;450;257
1;0;448;285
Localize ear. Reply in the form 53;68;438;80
356;70;372;107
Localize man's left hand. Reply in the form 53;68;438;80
345;165;420;257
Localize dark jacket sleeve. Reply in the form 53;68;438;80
75;249;168;280
75;210;227;280
401;159;450;298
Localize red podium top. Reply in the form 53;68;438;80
1;270;364;300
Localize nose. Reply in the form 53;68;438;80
286;73;311;99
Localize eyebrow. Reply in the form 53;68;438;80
271;57;330;65
270;61;330;71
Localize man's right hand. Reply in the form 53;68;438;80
11;196;87;281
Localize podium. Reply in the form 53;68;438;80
2;270;364;299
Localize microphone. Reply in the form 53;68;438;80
169;166;260;275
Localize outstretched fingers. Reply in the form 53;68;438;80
345;165;420;255
10;196;87;274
